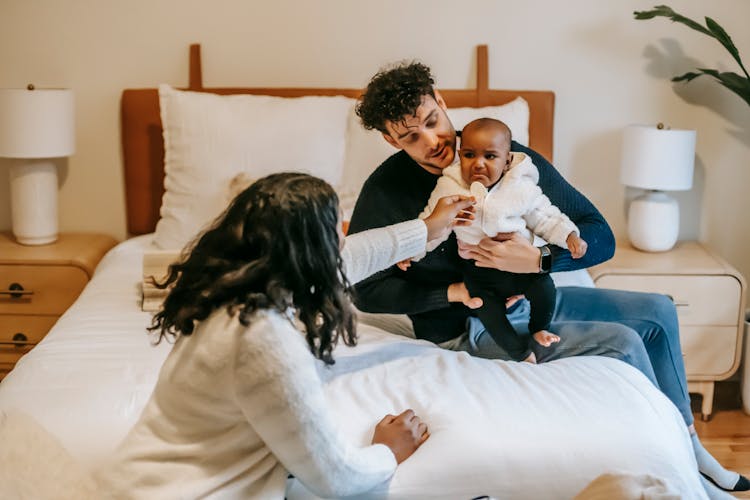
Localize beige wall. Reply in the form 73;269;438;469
1;0;749;299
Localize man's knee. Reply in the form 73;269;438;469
598;322;657;383
631;292;679;339
649;292;678;321
599;322;647;359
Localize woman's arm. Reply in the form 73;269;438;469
342;196;475;284
233;313;397;498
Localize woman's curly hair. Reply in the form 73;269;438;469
148;172;355;365
356;62;435;134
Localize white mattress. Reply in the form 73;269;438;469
0;236;706;499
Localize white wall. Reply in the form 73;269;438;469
1;0;749;300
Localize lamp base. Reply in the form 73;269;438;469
628;190;679;252
9;159;59;246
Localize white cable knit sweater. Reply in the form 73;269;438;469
418;152;579;255
96;220;427;499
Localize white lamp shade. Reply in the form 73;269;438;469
0;88;75;158
620;124;695;191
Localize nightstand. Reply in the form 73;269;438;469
0;232;118;379
588;241;747;420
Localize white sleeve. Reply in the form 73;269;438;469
523;187;580;248
234;314;397;498
415;174;463;256
341;219;427;283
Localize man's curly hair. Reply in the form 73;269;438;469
356;62;435;134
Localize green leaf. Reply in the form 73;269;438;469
712;71;750;104
672;68;750;106
672;72;703;82
633;6;673;20
705;17;749;78
634;5;750;108
633;5;712;36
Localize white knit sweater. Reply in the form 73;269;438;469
418;152;579;255
96;220;427;499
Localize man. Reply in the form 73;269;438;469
348;61;748;494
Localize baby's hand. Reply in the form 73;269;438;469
396;258;412;271
532;330;560;347
567;233;588;259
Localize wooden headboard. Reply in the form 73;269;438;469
121;44;555;236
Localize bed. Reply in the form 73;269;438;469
0;45;707;499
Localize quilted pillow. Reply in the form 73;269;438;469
154;85;352;250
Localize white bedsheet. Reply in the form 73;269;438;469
0;236;706;499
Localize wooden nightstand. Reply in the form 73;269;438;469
0;232;118;379
588;241;747;420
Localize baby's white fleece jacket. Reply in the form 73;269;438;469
418;152;579;255
96;220;427;499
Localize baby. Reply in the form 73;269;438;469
400;118;587;363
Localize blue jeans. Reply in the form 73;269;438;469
455;286;693;426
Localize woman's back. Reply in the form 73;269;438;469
97;306;396;499
97;309;289;498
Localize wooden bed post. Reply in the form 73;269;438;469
189;44;203;90
476;45;489;107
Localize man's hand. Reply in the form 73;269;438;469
461;232;541;273
505;294;525;309
447;282;483;309
422;195;475;242
396;258;412;271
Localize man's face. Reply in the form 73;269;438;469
382;91;457;175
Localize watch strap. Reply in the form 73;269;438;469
539;245;552;273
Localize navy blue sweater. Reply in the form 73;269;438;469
348;142;615;344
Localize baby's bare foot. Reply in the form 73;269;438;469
533;330;560;347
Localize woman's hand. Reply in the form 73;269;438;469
422;195;475;242
371;409;430;464
462;232;541;273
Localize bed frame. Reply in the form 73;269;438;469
121;44;555;236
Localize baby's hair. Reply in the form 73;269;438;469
462;118;512;145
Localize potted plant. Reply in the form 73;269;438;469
634;5;750;107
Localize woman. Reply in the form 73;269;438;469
96;172;475;498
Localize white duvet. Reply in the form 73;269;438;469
0;236;706;499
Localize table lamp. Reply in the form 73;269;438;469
0;85;75;245
620;124;696;252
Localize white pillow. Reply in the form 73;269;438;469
447;96;530;147
338;97;531;218
154;85;353;250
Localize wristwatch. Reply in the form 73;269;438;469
538;245;552;273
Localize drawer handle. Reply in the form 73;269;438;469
665;295;689;308
0;283;34;299
0;333;34;348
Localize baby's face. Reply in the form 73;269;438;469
458;127;511;187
